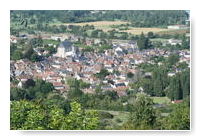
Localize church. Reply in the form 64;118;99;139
55;41;77;58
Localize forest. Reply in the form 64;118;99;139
10;10;188;27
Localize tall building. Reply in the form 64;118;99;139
55;41;76;58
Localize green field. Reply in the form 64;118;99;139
157;29;189;35
98;110;130;129
43;39;60;45
150;38;169;42
151;96;171;104
63;21;172;35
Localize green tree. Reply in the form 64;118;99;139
10;87;29;101
162;103;190;130
152;67;168;96
68;88;84;99
30;53;40;62
12;50;23;60
23;79;35;89
180;68;190;99
123;93;156;130
167;69;190;100
95;69;110;79
147;32;155;39
166;75;182;100
127;72;134;78
30;18;36;24
105;90;118;100
24;46;34;59
167;54;180;67
181;34;190;49
137;32;150;50
140;77;154;96
34;79;54;97
10;100;99;130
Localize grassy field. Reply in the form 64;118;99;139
98;110;130;129
64;21;129;32
151;96;171;104
64;21;172;35
123;27;170;35
157;29;189;35
12;19;189;36
43;39;60;45
150;38;169;42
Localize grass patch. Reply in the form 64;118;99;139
64;21;130;32
157;29;189;35
151;96;171;104
150;38;169;42
43;39;60;45
97;110;130;129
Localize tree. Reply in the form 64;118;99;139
147;32;155;39
30;53;40;62
180;68;190;99
79;80;90;89
34;79;54;97
167;68;190;100
181;34;189;49
105;90;118;100
10;100;99;130
95;69;110;79
140;77;154;96
162;102;190;130
30;18;36;24
10;87;29;101
137;32;150;50
167;54;180;67
29;37;43;48
166;75;182;100
123;93;156;130
127;72;134;78
24;47;34;59
68;88;84;99
12;50;23;60
152;67;168;96
23;79;35;88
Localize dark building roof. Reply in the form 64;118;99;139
59;41;72;49
115;83;126;87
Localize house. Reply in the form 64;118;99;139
167;25;188;30
51;36;65;41
117;91;127;97
55;41;77;58
115;47;123;52
168;39;182;45
168;72;175;77
17;81;23;88
114;83;126;89
10;36;17;43
53;82;65;90
171;100;183;104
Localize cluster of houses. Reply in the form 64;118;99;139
10;35;190;98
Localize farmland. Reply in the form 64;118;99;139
63;21;183;35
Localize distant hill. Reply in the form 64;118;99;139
10;10;188;27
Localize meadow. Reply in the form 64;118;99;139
64;21;184;35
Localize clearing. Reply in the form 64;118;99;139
151;96;171;104
64;21;174;35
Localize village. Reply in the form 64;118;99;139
10;33;190;98
9;10;192;131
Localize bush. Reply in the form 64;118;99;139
115;118;122;123
98;111;114;119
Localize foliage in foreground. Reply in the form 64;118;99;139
10;100;99;130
